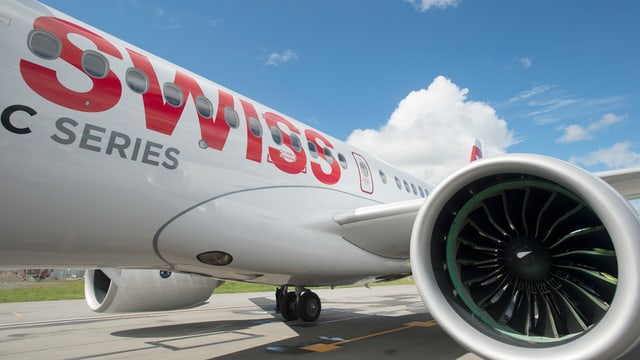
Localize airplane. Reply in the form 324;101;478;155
1;1;640;359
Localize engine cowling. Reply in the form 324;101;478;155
84;268;222;313
411;154;640;360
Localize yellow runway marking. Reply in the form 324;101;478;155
302;320;437;353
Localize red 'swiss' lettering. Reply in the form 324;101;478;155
20;17;123;112
240;99;262;162
127;49;232;151
305;129;341;185
17;17;347;185
264;112;306;175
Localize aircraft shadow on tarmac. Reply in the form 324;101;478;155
110;319;266;339
110;296;471;359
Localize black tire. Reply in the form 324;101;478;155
298;291;321;322
279;292;299;321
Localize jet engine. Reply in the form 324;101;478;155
411;154;640;360
84;269;222;312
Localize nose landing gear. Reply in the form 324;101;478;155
276;286;321;322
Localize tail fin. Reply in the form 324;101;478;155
469;139;483;162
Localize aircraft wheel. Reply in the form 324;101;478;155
279;291;299;321
299;291;321;322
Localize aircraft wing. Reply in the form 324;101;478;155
596;167;640;200
333;199;424;259
331;165;640;260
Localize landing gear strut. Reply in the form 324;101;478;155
275;286;321;322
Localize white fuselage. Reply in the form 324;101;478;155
0;1;429;286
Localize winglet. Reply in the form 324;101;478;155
469;138;483;162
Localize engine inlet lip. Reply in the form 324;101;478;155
410;154;640;360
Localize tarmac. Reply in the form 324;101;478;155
0;285;481;359
1;284;639;360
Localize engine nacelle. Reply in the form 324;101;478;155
411;154;640;360
84;268;222;313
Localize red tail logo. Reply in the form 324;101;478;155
470;139;483;162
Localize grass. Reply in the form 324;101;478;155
0;277;414;303
0;280;85;303
0;280;276;303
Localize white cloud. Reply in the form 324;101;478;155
569;142;640;169
405;0;460;12
266;50;298;66
151;6;182;30
504;84;629;128
347;76;515;184
517;57;533;69
587;113;623;131
153;7;165;17
556;124;590;143
526;98;579;122
507;84;555;104
153;18;182;30
556;113;624;143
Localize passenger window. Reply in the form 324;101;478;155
196;96;213;118
224;107;239;128
126;68;149;94
270;126;283;145
338;153;348;169
308;141;318;158
411;183;417;195
82;51;109;79
379;170;387;184
403;180;410;193
248;117;262;137
28;30;61;60
163;83;183;107
324;147;334;164
291;133;302;152
395;176;402;190
419;187;425;198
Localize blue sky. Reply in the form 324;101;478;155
39;0;640;183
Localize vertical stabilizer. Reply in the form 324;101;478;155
469;139;483;162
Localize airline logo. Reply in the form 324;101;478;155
4;15;343;186
469;139;483;162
